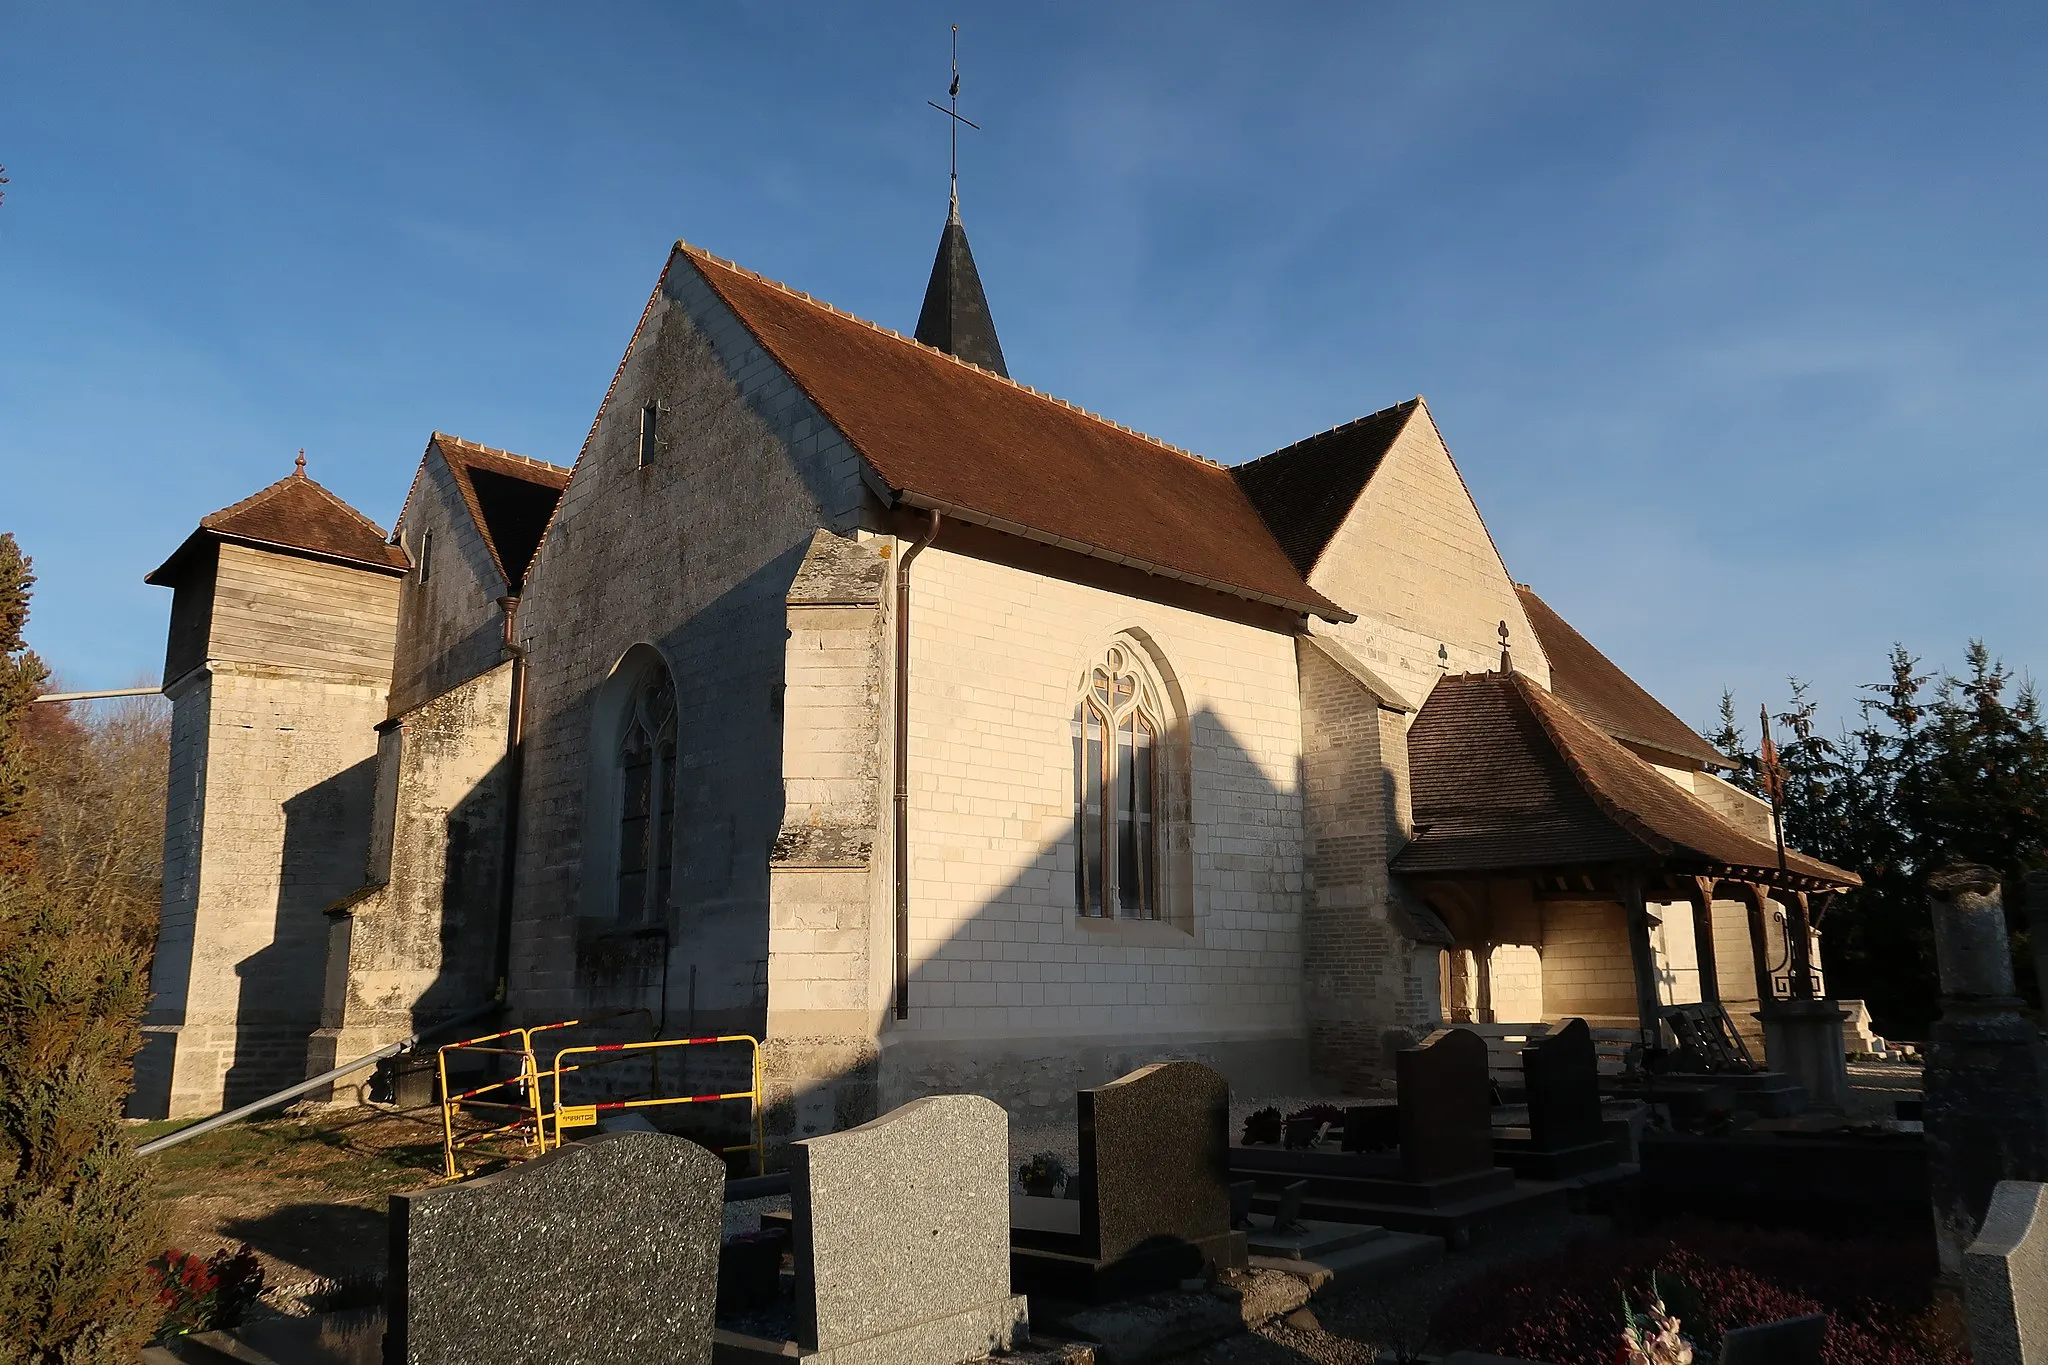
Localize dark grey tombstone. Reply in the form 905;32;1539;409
1924;865;2048;1278
1523;1018;1603;1152
385;1131;723;1365
1717;1312;1826;1364
1272;1180;1308;1234
1398;1028;1495;1181
1229;1180;1256;1230
1081;1060;1233;1262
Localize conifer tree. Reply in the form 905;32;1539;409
0;533;164;1359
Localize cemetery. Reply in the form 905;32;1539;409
132;865;2048;1365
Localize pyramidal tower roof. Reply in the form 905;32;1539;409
913;184;1008;377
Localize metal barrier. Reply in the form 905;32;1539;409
547;1034;763;1174
436;1019;587;1179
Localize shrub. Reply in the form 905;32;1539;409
1429;1222;1966;1365
1241;1107;1283;1145
149;1245;265;1340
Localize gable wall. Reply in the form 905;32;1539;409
881;545;1311;1117
506;252;869;1036
389;450;513;716
1306;411;1548;709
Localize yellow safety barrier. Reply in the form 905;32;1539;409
546;1034;763;1175
436;1018;588;1179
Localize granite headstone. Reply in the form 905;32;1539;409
1398;1028;1494;1181
1523;1018;1604;1152
1717;1313;1826;1364
1081;1060;1233;1262
386;1130;723;1365
1964;1179;2048;1365
788;1094;1027;1363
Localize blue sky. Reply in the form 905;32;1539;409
4;3;2045;741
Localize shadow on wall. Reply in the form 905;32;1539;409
762;702;1390;1153
223;756;379;1108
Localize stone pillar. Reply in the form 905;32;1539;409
1926;864;2048;1280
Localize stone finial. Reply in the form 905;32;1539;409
1497;620;1512;673
1931;863;2019;1000
293;448;307;478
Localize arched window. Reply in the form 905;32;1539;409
615;668;676;925
1074;642;1163;919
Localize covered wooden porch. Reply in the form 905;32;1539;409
1393;670;1860;1064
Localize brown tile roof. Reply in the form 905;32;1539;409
680;244;1348;621
146;462;408;584
429;434;569;592
1394;670;1858;889
1231;400;1420;576
1516;586;1726;769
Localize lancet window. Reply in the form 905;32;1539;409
1073;643;1162;919
616;668;677;926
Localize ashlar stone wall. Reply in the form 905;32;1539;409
1305;400;1550;709
880;543;1311;1121
308;660;514;1097
135;543;400;1117
506;249;868;1077
388;444;516;717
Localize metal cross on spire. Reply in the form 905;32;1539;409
926;23;979;215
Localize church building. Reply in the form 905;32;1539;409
132;194;1858;1139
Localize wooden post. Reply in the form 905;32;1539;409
1734;881;1778;1007
1476;943;1495;1025
1619;875;1663;1046
1785;889;1817;1000
1685;876;1723;1009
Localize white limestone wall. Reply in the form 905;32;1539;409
881;546;1309;1112
1304;403;1549;710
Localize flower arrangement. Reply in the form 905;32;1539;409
149;1244;265;1341
1017;1150;1068;1196
1618;1277;1695;1364
1241;1106;1284;1145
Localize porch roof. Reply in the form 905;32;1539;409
1393;671;1859;891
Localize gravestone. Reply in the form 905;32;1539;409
1398;1028;1494;1181
785;1094;1026;1363
386;1130;723;1365
1084;1060;1233;1262
1523;1019;1603;1152
1964;1180;2048;1364
1717;1313;1826;1364
1011;1060;1247;1300
1925;866;2048;1277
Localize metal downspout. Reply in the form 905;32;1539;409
493;595;528;1001
894;510;941;1019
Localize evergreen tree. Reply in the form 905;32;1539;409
0;535;49;883
0;534;164;1359
1704;692;1762;797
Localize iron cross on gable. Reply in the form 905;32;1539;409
926;24;980;190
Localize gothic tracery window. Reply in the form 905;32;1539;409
616;668;676;925
1074;643;1162;919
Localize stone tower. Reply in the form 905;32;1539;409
132;458;406;1119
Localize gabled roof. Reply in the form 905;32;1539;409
1393;670;1856;890
146;460;408;584
1231;399;1420;576
681;244;1347;621
428;434;569;592
1516;586;1726;769
913;188;1007;377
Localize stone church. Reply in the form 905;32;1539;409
132;194;1858;1137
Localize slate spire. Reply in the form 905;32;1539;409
914;183;1008;377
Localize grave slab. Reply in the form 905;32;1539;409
387;1130;723;1365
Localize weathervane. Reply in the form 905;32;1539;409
926;24;979;207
